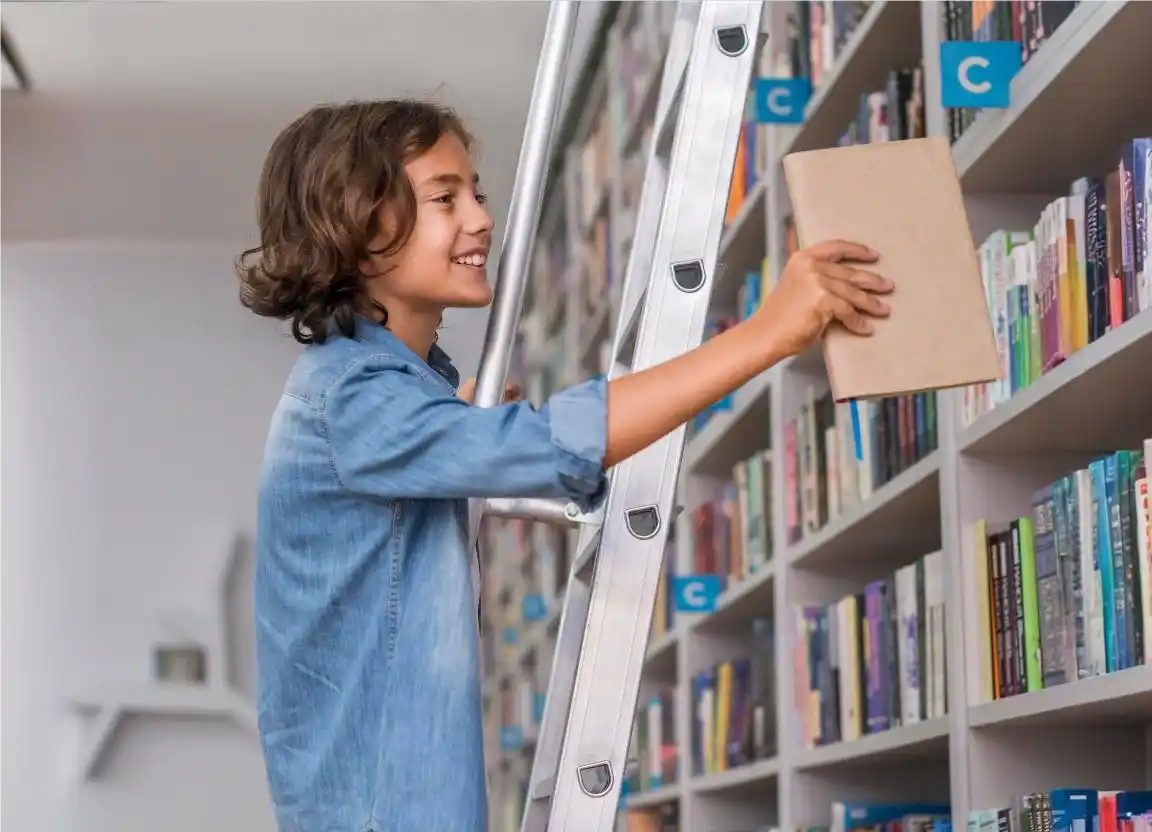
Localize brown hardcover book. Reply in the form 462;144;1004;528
782;136;1001;402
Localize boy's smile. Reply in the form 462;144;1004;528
450;246;489;279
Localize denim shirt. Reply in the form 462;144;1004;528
253;316;608;832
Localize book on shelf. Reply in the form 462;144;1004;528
622;802;680;832
968;440;1152;704
965;137;1152;426
690;617;777;777
967;788;1152;832
794;549;946;750
626;686;678;795
782;0;874;95
784;385;938;547
683;448;774;594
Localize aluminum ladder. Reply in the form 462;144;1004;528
469;2;766;830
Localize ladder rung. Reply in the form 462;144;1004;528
614;283;647;368
484;497;578;527
530;775;556;801
652;62;687;152
571;529;600;581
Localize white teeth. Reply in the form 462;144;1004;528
452;253;486;267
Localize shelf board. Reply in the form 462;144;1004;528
692;561;775;634
683;370;772;478
626;782;682;809
954;1;1152;195
691;755;779;795
968;665;1152;730
793;717;950;771
644;626;679;677
69;682;257;779
786;451;943;574
779;0;923;159
958;308;1152;455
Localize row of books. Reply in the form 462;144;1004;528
968;789;1151;832
783;386;939;548
683;449;774;596
943;0;1080;144
970;442;1152;703
794;550;947;749
722;28;775;230
782;0;873;96
827;802;951;832
834;63;926;149
725;112;772;229
625;686;678;796
689;617;777;778
965;138;1152;427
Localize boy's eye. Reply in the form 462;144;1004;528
476;192;489;205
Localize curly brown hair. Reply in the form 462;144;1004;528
237;99;475;345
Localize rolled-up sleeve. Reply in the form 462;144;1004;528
323;353;608;511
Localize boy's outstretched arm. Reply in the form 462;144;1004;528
601;239;889;467
325;240;889;506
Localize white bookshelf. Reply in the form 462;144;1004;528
481;3;1152;832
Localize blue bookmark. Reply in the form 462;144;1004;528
850;399;863;461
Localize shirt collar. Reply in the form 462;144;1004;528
349;315;461;389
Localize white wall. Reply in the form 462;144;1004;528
0;242;489;832
0;5;606;826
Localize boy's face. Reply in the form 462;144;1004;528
368;131;495;315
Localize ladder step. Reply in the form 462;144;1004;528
484;497;578;526
571;530;600;582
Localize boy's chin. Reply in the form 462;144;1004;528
448;285;494;308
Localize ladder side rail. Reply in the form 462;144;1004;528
467;0;580;548
547;4;762;829
518;5;704;826
609;0;702;365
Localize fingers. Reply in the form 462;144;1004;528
803;239;879;264
821;272;892;319
826;292;875;336
819;261;893;294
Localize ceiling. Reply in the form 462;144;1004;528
0;1;599;246
1;1;555;106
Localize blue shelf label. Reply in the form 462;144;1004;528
672;574;722;613
499;725;523;750
940;41;1021;109
754;77;811;124
522;593;548;622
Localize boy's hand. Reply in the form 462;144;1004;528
456;378;522;405
755;239;893;357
